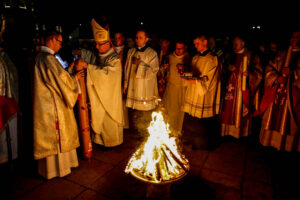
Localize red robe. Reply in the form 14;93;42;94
221;50;262;138
259;50;300;151
0;54;19;132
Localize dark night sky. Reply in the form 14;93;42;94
1;0;299;52
34;1;299;37
31;1;298;63
1;0;299;75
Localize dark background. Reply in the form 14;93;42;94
38;1;300;43
1;0;299;78
1;1;299;48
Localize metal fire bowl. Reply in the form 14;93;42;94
129;166;190;184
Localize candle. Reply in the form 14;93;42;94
242;56;247;91
284;46;292;68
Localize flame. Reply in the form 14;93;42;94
125;112;189;183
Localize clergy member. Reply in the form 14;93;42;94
163;40;191;134
181;35;221;149
76;18;124;147
33;31;84;179
114;32;128;67
158;39;171;98
123;30;159;133
220;36;262;139
0;37;19;164
0;16;19;164
259;31;300;151
114;31;130;129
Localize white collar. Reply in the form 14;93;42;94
116;45;124;49
138;45;146;50
235;48;245;54
99;48;114;56
41;46;55;55
115;45;124;54
173;51;185;58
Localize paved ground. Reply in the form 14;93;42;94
1;128;300;200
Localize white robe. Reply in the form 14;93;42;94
38;145;78;179
86;48;123;147
0;116;18;164
115;45;129;129
124;47;159;111
163;52;190;133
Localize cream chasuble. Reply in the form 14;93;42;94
86;48;123;147
182;51;221;119
33;46;79;179
163;52;190;133
33;46;79;160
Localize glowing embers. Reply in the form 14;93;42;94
125;112;189;184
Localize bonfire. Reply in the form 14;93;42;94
125;112;189;184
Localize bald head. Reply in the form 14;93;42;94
135;30;149;47
233;36;245;53
290;31;300;49
160;39;170;54
114;32;125;46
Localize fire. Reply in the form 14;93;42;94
125;112;189;184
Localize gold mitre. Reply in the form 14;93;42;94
91;18;110;43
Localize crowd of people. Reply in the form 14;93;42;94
1;16;299;180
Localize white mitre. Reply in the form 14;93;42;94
91;18;110;43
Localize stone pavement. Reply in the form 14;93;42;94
1;129;300;200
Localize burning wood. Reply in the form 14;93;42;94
125;112;189;184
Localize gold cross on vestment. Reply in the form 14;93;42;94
227;84;234;92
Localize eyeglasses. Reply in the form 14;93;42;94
95;41;109;46
55;38;63;45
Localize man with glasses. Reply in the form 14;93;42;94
33;31;84;179
76;18;124;148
